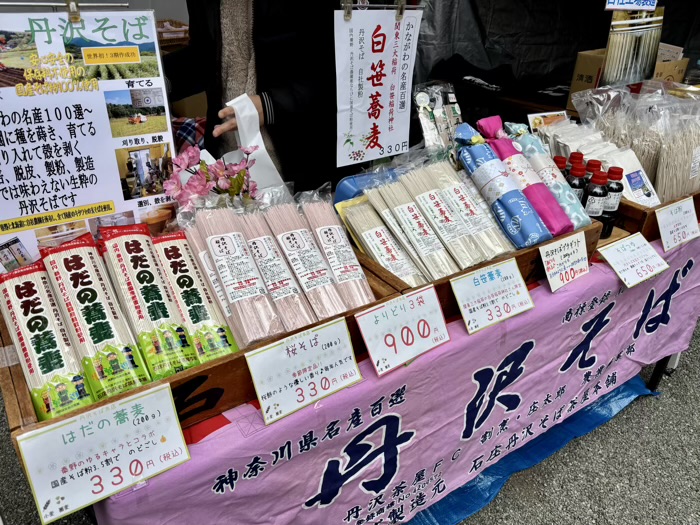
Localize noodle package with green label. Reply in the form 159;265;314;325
41;234;150;400
153;231;238;363
100;224;199;380
0;261;94;420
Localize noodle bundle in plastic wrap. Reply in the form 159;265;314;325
153;231;238;363
505;122;591;229
478;116;573;236
196;206;285;348
456;123;552;249
298;184;374;310
101;225;199;380
261;186;347;320
0;261;94;420
42;234;150;400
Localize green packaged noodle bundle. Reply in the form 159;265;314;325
41;234;150;400
0;261;94;420
153;231;238;363
100;225;199;380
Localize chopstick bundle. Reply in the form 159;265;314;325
42;234;151;400
0;261;94;420
153;231;238;363
101;225;198;380
238;209;318;331
344;201;428;287
375;178;459;281
298;187;375;310
196;207;285;348
401;164;485;270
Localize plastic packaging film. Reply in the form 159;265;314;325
41;234;151;401
196;207;285;348
0;261;94;420
152;231;238;363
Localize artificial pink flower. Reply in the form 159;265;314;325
208;159;227;180
185;146;201;166
225;160;245;176
240;145;259;156
184;170;215;196
247;179;259;199
163;173;183;198
246;158;256;170
173;188;194;212
217;177;231;190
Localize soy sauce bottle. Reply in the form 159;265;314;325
600;166;624;239
568;152;584;171
566;164;587;202
585;159;602;183
554;156;568;176
582;170;608;219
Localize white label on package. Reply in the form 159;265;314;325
315;225;364;283
441;183;494;235
655;197;700;252
18;385;189;525
584;196;606;217
451;258;534;334
198;250;232;316
625;170;661;207
246;318;362;424
363;227;419;279
603;192;623;212
605;0;657;12
503;154;542;189
538;232;590;292
277;229;335;293
598;232;670;288
356;285;449;376
248;236;299;301
207;233;265;304
471;159;510;206
393;203;444;258
380;209;422;262
416;190;471;243
690;147;700;179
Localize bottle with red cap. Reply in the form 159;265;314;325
582;169;608;218
585;159;602;183
554;155;568;176
600;166;624;238
566;163;587;202
568;152;584;170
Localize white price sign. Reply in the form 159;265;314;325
539;232;590;292
246;318;362;425
18;385;189;525
451;258;534;334
355;286;450;376
654;197;700;252
598;232;669;288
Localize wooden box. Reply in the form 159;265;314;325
616;192;700;242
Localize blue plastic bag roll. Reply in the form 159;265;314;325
505;122;592;230
456;123;552;249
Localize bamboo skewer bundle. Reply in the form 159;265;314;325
299;197;375;310
41;234;151;400
344;201;428;287
264;202;347;320
375;179;459;281
401;165;485;270
196;208;285;348
0;261;94;420
238;210;318;331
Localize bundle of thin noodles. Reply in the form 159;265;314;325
238;208;318;331
196;207;285;348
41;234;151;400
0;261;94;420
374;177;459;281
344;201;428;287
262;186;347;320
423;160;513;258
100;224;198;380
364;185;432;279
153;231;238;363
400;164;485;270
298;185;374;310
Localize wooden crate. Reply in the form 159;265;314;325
616;192;700;242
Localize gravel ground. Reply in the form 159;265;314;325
1;326;698;525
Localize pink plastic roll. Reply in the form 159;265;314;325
478;116;573;237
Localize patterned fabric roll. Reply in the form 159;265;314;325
456;123;552;249
478;116;574;237
504;122;592;230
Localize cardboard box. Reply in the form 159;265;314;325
567;48;689;111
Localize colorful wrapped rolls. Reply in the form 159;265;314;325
456;123;552;249
478;116;574;237
504;122;591;230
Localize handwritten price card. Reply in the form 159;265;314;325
655;197;700;253
246;318;362;425
539;232;590;292
598;232;669;288
18;385;189;525
451;258;534;334
355;285;450;376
